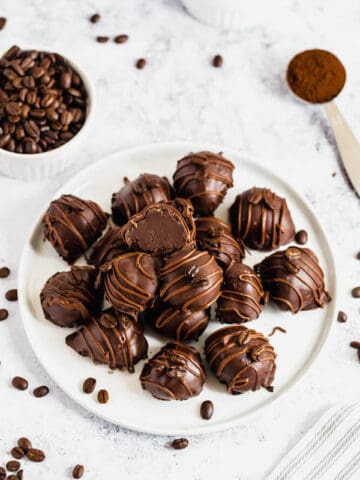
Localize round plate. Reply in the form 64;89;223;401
18;142;337;436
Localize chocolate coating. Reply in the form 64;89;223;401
66;309;148;372
40;266;101;328
229;187;295;251
217;263;265;324
88;226;126;268
173;151;234;216
103;252;158;318
205;325;276;394
43;194;108;263
148;303;209;342
140;341;206;400
159;245;223;311
111;174;172;226
254;246;331;313
196;217;245;269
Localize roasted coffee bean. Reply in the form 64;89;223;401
5;102;22;116
5;138;16;152
5;289;18;301
15;125;25;139
266;386;275;392
0;466;5;480
18;437;32;452
114;34;129;44
12;376;28;390
350;341;360;349
357;251;360;260
171;438;189;450
295;230;308;245
352;287;360;298
0;17;7;30
11;447;25;459
212;55;223;67
60;111;73;126
96;36;109;43
23;76;35;88
337;311;347;323
8;115;21;124
6;460;20;472
8;475;18;480
83;377;96;394
21;56;35;70
90;13;100;23
21;104;30;119
17;470;23;480
98;389;109;403
0;133;11;147
0;266;10;278
0;309;9;320
33;385;49;398
136;58;146;69
72;464;84;479
24;140;37;153
27;448;45;462
30;108;46;118
200;400;214;420
24;120;40;138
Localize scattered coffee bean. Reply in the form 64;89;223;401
12;376;28;391
337;311;347;323
0;467;5;480
212;55;223;68
332;172;336;177
5;289;17;301
357;251;360;260
27;448;45;462
72;464;84;479
0;266;10;278
11;447;24;460
114;34;129;44
135;58;146;69
200;400;214;420
295;229;308;245
98;389;109;404
6;460;20;472
350;341;360;349
83;377;96;394
18;438;32;453
351;286;360;298
33;385;49;398
0;17;6;31
0;309;9;321
266;386;275;392
89;13;100;23
171;438;189;450
96;36;109;43
17;470;23;480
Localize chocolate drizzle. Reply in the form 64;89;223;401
88;226;127;268
140;341;206;400
205;325;276;394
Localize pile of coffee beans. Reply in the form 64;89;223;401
0;437;45;479
0;45;88;154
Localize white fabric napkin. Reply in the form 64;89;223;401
269;404;360;480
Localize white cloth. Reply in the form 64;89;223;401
269;404;360;480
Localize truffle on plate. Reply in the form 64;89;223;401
88;225;126;268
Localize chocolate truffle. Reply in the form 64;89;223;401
40;266;101;328
173;151;234;216
66;309;148;372
111;174;172;226
140;341;206;400
196;217;245;269
229;187;295;251
103;252;158;318
149;303;209;342
88;225;126;268
159;245;223;311
217;263;265;324
205;325;276;394
254;246;331;313
43;194;108;263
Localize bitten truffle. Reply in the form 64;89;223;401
229;187;295;251
40;266;102;328
196;217;245;269
43;194;108;263
205;325;276;394
173;151;234;216
254;246;331;313
111;174;172;226
88;226;127;268
140;341;206;400
159;245;223;311
66;309;148;372
103;252;158;318
217;263;265;324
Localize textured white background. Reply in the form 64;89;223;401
0;0;359;479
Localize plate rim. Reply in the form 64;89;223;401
17;141;338;436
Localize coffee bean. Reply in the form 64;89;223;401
11;447;25;459
97;389;109;403
0;133;11;147
33;385;49;398
0;309;9;320
212;55;223;68
135;58;146;69
337;311;347;323
17;470;23;480
295;230;308;245
27;448;45;462
72;464;84;479
12;376;28;390
30;108;46;119
5;289;18;301
266;385;275;392
352;287;360;298
114;34;129;44
350;341;360;349
60;72;72;89
18;437;32;452
90;13;100;23
0;467;5;480
83;377;96;394
6;460;20;472
96;36;109;43
0;266;10;278
357;251;360;260
200;400;214;420
171;438;189;450
8;475;18;480
60;111;73;126
0;17;7;30
24;120;40;138
5;102;22;116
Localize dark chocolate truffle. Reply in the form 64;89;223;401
140;341;206;400
173;151;234;216
217;263;265;324
40;266;101;328
205;325;276;394
196;217;245;269
103;252;158;318
148;303;209;342
66;309;148;372
254;246;331;313
229;187;295;251
159;245;223;311
43;194;108;263
88;226;126;268
111;174;172;226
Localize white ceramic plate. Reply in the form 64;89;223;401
18;142;337;436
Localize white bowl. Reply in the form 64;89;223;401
0;53;95;181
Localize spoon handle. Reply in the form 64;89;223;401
325;101;360;195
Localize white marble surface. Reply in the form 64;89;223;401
0;0;359;478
